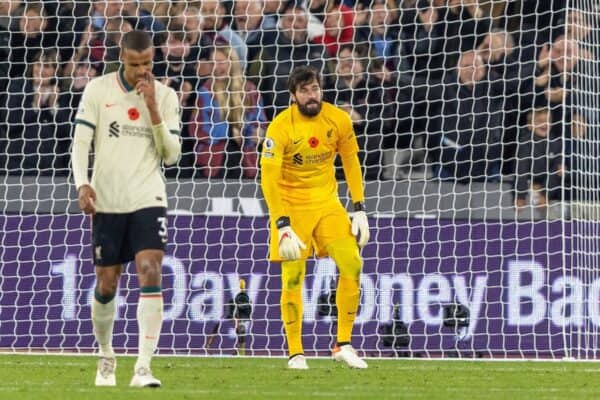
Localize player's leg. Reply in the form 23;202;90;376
281;259;308;369
131;249;164;387
128;207;168;387
327;240;361;345
91;212;127;386
269;207;316;369
93;264;122;386
326;239;367;368
315;204;368;368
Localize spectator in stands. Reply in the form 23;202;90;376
400;0;445;81
326;45;381;180
188;45;267;179
264;0;285;15
307;0;328;21
571;113;587;140
154;23;196;92
567;8;591;43
528;36;579;137
353;0;401;70
478;28;535;174
516;0;566;47
514;107;567;216
90;0;123;31
123;0;166;35
200;0;248;71
247;0;328;120
88;17;134;73
428;51;503;182
170;6;213;85
154;23;197;177
59;60;99;122
232;0;278;68
0;0;21;107
5;1;54;80
367;58;416;180
0;1;21;30
441;0;491;69
52;1;91;70
0;1;20;169
5;50;70;175
397;0;446;163
313;2;354;57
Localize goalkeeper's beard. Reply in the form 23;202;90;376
297;100;322;117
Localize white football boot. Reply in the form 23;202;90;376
333;345;368;369
129;366;161;388
287;354;309;370
95;356;117;386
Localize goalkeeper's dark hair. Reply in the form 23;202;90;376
288;65;322;94
121;30;153;52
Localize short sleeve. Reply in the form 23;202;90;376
74;82;98;131
337;109;359;157
260;119;289;167
162;87;181;134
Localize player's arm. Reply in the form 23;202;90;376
338;112;370;247
260;130;306;260
260;162;286;224
137;72;181;165
72;84;97;214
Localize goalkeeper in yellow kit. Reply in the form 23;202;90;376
260;66;370;369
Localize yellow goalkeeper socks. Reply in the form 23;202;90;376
92;289;116;358
327;238;362;344
336;276;360;343
135;287;163;370
280;260;306;356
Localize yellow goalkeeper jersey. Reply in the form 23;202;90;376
260;101;359;210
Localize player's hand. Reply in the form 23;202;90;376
136;71;158;112
78;184;96;214
351;211;370;248
278;226;306;260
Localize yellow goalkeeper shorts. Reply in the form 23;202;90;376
268;198;353;262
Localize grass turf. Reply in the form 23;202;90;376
0;354;599;399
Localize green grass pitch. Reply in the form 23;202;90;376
1;354;599;399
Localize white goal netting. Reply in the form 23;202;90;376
1;0;599;359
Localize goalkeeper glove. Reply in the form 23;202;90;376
276;217;306;260
351;202;370;248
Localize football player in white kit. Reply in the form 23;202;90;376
71;30;181;388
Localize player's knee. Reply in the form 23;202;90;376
327;239;362;280
281;260;305;291
137;258;162;286
96;280;118;299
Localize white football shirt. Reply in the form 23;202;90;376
74;69;180;213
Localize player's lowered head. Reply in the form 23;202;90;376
288;65;323;118
120;30;154;87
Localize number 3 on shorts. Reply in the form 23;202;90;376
157;217;168;243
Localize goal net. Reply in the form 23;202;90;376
0;0;598;359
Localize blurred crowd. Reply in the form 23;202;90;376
0;0;597;213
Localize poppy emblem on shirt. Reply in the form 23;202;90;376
308;137;319;148
128;107;140;121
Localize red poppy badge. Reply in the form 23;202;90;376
128;107;140;121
